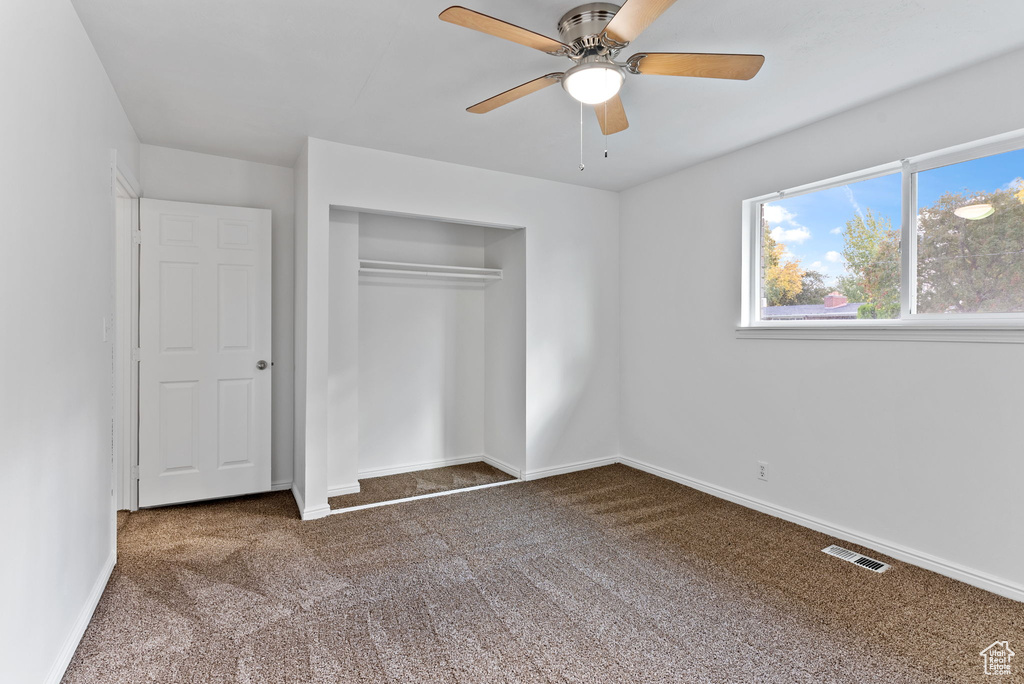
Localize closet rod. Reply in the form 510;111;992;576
359;259;502;276
359;267;502;281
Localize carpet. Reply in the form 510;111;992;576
329;461;516;510
63;464;1022;683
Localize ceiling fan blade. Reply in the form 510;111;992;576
603;0;678;44
631;53;765;80
467;74;562;114
440;6;567;54
594;95;628;135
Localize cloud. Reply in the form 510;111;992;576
825;250;842;263
830;226;843;235
805;260;839;286
763;204;796;225
843;186;863;218
763;203;812;244
770;226;812;245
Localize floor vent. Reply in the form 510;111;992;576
822;545;890;573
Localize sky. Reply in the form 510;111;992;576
763;147;1024;286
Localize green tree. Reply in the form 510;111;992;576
857;303;878;319
762;221;803;305
793;269;833;305
917;188;1024;313
836;273;869;305
836;209;900;319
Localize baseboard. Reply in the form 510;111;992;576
330;478;522;516
291;485;331;521
520;456;618;481
327;482;360;497
618;455;1024;604
270;480;293;492
481;454;521;479
356;454;486;480
46;548;116;684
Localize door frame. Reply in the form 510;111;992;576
112;151;141;511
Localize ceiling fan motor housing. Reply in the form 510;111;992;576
558;2;622;57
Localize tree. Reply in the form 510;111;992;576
857;303;878;319
835;209;900;319
836;274;869;305
917;188;1024;313
794;269;832;305
762;221;803;305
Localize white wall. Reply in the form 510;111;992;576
0;1;140;681
293;142;310;507
355;215;491;476
295;139;620;517
326;210;360;493
140;145;295;487
359;212;493;265
484;229;527;474
619;47;1024;599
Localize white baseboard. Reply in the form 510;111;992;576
356;454;486;480
618;455;1024;604
329;478;522;516
315;456;521;509
327;482;360;497
481;454;521;479
520;456;618;481
46;548;116;684
270;480;293;492
291;485;331;521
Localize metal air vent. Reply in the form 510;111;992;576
822;544;891;573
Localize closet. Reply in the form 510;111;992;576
327;210;525;489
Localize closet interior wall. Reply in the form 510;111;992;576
327;210;525;490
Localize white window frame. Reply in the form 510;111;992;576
739;127;1024;343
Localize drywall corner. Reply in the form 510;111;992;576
43;551;116;684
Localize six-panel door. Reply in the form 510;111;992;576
138;199;271;507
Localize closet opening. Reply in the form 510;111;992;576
327;208;526;510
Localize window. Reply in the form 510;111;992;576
759;172;902;322
742;130;1024;338
915;147;1024;316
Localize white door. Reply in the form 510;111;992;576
139;199;272;507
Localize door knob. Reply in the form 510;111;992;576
256;360;268;370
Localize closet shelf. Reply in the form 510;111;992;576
358;259;503;283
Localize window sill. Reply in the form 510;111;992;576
736;325;1024;344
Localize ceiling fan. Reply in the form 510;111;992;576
439;0;765;135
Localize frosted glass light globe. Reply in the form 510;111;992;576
562;64;624;105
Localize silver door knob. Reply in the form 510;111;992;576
256;360;268;370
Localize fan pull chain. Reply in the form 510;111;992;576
579;100;585;171
603;102;609;158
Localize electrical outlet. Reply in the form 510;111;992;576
757;461;769;481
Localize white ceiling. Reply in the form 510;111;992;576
72;0;1024;191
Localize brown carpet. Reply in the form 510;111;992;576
329;461;516;510
64;464;1021;683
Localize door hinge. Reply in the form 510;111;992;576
131;348;141;362
131;464;140;480
132;230;142;246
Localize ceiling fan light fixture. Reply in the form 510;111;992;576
562;62;624;105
